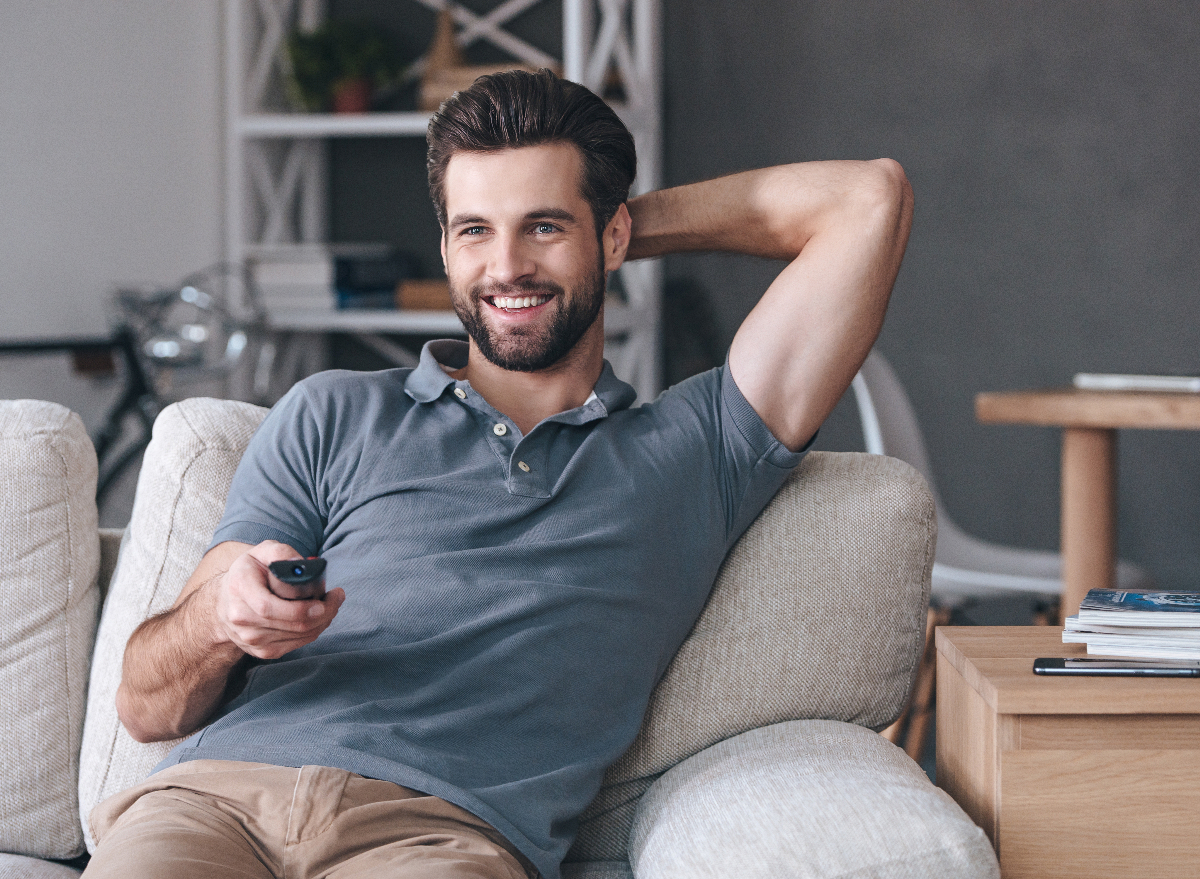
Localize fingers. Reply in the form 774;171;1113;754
214;541;342;660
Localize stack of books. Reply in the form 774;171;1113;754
250;244;418;313
1063;589;1200;660
251;245;339;313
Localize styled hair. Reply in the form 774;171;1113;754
427;68;636;234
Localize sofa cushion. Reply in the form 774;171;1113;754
0;401;100;860
0;853;84;878
569;452;934;861
78;398;267;851
628;720;999;879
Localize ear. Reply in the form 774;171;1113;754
440;229;448;272
603;203;632;273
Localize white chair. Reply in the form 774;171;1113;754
851;349;1154;608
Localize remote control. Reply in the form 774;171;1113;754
267;558;327;601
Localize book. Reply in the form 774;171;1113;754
1070;629;1200;648
1073;372;1200;393
1083;640;1200;661
1064;615;1200;641
1077;589;1200;627
249;244;417;313
1066;594;1200;660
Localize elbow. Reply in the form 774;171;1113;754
116;683;175;744
115;684;154;743
871;156;909;191
843;159;913;255
866;158;913;228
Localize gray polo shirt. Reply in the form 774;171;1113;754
157;340;806;879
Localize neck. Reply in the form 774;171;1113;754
451;311;606;435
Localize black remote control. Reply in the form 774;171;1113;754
267;558;327;600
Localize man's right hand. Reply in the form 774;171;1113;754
116;540;344;743
213;541;344;660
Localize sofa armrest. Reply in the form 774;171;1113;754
627;720;998;879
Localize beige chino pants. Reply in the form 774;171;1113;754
82;760;537;879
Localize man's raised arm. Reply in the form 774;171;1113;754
626;160;913;451
115;540;345;743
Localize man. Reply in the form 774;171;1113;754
87;70;911;879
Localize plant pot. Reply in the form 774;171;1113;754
332;77;371;114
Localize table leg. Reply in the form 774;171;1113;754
1060;427;1117;616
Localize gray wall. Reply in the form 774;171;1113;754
660;1;1200;589
0;2;223;338
321;2;1200;590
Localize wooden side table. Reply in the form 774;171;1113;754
936;626;1200;879
975;387;1200;616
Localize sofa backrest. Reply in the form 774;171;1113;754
78;397;267;851
0;401;100;860
4;396;933;861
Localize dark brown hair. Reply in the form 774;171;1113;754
427;69;636;235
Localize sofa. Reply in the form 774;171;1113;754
0;396;999;878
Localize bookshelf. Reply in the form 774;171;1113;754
223;0;663;400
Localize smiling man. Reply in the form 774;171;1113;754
442;143;610;376
437;140;620;433
85;70;912;879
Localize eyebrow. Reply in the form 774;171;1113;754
526;208;578;224
448;207;581;229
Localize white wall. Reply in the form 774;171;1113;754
0;1;223;339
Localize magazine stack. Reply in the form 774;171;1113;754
1063;589;1200;660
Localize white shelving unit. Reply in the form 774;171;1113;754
223;0;662;399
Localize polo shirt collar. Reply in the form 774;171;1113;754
404;339;638;415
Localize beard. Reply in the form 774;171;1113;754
450;260;606;373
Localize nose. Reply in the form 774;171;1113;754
487;232;536;286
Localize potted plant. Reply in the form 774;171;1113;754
286;21;405;113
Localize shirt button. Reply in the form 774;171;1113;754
493;423;508;436
518;461;531;472
454;388;466;399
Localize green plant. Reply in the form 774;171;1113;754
286;21;405;112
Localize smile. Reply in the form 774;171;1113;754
488;294;553;311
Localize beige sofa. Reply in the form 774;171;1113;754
0;397;999;879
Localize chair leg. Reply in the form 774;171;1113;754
879;704;908;745
1031;598;1062;627
886;599;1056;759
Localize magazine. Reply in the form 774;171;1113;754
1077;590;1200;628
1064;615;1200;642
1084;641;1200;661
1066;632;1200;660
1065;599;1200;661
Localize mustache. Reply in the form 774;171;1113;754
471;279;564;300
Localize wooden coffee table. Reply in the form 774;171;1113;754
936;626;1200;879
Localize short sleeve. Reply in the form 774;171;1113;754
208;381;326;555
648;362;812;549
717;363;812;541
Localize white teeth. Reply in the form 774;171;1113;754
493;295;549;310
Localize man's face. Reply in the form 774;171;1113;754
441;143;608;372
